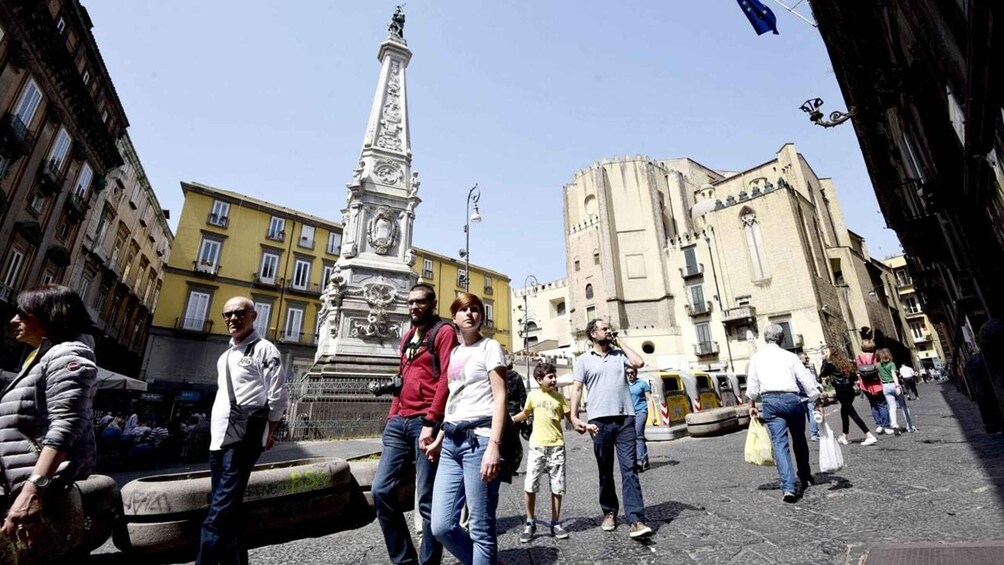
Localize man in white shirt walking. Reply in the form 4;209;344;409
899;363;919;400
197;296;288;565
747;324;821;503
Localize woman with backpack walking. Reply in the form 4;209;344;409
820;346;878;446
855;340;892;434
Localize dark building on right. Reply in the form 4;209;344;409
811;0;1004;430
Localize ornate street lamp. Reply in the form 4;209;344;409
518;274;539;388
459;184;481;291
799;97;855;128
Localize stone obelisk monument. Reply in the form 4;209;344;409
296;7;420;439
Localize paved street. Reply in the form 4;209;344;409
93;382;1004;564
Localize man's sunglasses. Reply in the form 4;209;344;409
222;309;249;320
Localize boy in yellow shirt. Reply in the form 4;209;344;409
512;362;573;542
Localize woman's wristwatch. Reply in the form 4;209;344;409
27;474;51;489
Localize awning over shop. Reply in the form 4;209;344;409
96;368;148;391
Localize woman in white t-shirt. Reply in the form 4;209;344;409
428;292;507;565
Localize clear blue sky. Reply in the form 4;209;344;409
85;1;900;288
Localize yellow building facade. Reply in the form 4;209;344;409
414;248;512;352
883;254;947;370
144;182;512;393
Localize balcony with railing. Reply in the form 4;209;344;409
913;333;933;344
721;305;756;326
37;159;63;194
207;212;229;228
175;317;213;333
685;301;713;317
0;113;32;160
680;263;704;279
253;273;280;288
286;281;322;296
904;307;924;318
265;229;286;242
66;192;87;218
193;260;220;278
694;341;719;356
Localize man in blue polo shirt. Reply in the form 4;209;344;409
570;318;651;539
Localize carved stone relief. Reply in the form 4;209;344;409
374;160;403;185
377;61;404;151
366;207;398;254
348;280;402;340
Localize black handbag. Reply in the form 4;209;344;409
220;339;270;450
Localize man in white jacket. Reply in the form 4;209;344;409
197;297;288;565
747;324;820;503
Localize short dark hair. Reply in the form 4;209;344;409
410;283;436;302
533;362;556;381
585;318;605;343
17;285;93;344
450;292;485;317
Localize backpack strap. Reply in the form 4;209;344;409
400;318;448;377
425;319;447;378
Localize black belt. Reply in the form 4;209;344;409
761;391;798;395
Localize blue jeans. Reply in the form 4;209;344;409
803;400;819;438
760;393;812;494
372;416;442;565
592;416;646;523
634;409;649;464
431;428;500;565
196;443;263;565
883;383;915;429
865;391;890;429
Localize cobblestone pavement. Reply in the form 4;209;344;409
92;382;1004;564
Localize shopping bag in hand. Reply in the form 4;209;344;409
818;416;845;472
744;417;774;467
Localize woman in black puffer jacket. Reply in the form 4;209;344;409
1;285;97;556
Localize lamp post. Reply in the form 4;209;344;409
799;97;855;128
459;184;481;291
519;274;539;389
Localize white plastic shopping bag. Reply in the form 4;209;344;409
818;414;845;473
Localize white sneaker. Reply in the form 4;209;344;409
875;427;884;434
837;435;849;445
862;435;878;446
884;428;895;435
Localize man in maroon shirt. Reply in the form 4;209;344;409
372;283;457;565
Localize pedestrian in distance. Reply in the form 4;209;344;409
899;363;920;400
878;348;916;433
819;346;877;446
197;296;288;565
569;318;652;539
428;292;508;565
371;283;456;565
626;367;653;471
747;324;822;503
798;352;821;441
512;362;573;543
855;339;891;435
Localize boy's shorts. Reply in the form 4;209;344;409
524;444;566;495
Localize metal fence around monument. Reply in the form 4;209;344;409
277;376;392;442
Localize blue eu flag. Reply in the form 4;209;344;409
737;0;779;35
